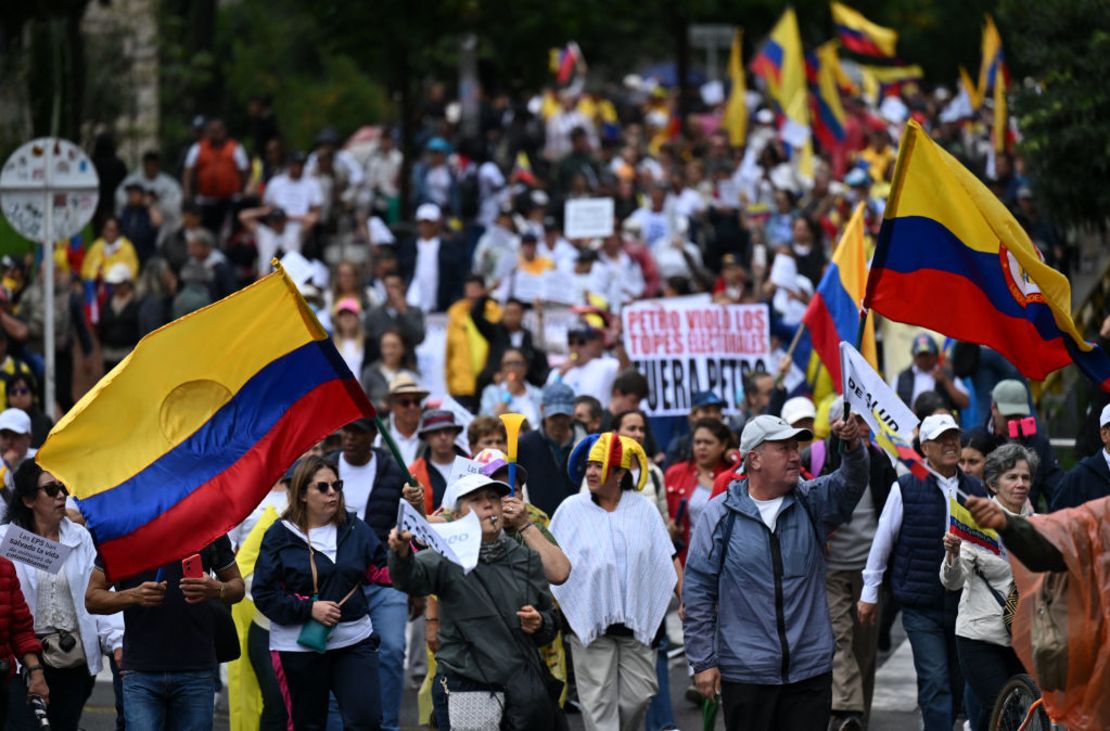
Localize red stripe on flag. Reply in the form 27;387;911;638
96;378;368;581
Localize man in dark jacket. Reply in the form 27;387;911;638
363;272;425;364
858;414;987;731
684;414;869;731
987;379;1063;509
396;203;465;313
471;296;549;391
1052;403;1110;510
329;416;418;731
516;382;585;517
802;403;896;731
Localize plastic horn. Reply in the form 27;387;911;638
499;412;526;497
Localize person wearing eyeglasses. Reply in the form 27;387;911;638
3;460;123;730
252;455;387;730
374;374;429;467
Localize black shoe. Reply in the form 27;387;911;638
830;712;865;731
877;632;891;652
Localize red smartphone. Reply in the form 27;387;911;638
181;553;204;579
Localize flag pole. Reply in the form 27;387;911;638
776;323;807;387
374;415;419;487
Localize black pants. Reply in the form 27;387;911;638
248;622;288;731
722;671;832;731
7;664;94;730
956;636;1025;731
277;635;382;730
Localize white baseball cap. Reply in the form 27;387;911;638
1100;403;1110;428
780;397;817;427
415;203;441;222
920;413;959;442
0;408;31;435
443;473;511;511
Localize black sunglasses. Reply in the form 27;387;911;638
313;480;344;494
41;482;68;499
9;387;30;396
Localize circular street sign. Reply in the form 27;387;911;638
0;137;99;243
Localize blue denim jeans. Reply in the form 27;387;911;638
122;668;216;731
365;583;409;731
901;606;963;731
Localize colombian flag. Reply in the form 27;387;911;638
805;42;848;152
752;9;812;177
830;2;898;59
37;266;374;580
948;494;1004;557
866;121;1110;392
977;15;1008;100
800;203;877;392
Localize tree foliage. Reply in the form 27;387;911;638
999;0;1110;228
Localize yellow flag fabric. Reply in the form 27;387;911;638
724;29;748;147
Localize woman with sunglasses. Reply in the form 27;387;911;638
253;455;386;730
2;460;123;730
4;375;52;450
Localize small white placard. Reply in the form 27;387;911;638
564;197;615;240
397;502;481;573
0;525;72;574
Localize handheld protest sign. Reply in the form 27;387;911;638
499;412;526;496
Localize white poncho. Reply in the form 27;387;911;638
550;491;677;647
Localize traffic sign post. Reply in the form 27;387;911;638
0;138;99;417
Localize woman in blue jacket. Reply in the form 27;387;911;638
252;455;386;731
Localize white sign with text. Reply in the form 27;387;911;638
397;501;481;573
0;525;72;574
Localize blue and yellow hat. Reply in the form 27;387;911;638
567;432;649;491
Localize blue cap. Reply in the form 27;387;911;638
426;137;451;154
692;390;725;409
911;333;938;356
542;382;575;417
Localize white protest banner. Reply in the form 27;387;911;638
447;456;483;485
397;501;480;573
0;525;72;574
623;299;771;416
564;197;614;239
839;341;918;442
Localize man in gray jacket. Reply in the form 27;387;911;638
683;413;869;731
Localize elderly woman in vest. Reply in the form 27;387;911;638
940;443;1036;731
551;432;680;731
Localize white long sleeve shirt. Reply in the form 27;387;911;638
860;472;961;604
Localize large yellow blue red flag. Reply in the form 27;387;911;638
37;266;374;580
865;120;1110;392
723;29;748;147
799;203;877;392
805;41;848;153
830;2;898;59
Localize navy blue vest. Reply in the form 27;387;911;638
891;470;983;609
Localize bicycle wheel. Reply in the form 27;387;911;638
990;673;1051;731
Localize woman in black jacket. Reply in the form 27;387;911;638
252;455;386;730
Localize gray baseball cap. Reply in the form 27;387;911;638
740;414;813;453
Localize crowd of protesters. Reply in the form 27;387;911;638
0;46;1103;731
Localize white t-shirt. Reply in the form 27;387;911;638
336;338;363;383
263;174;324;218
750;495;785;532
338;453;377;518
429;459;453;483
406;237;441;312
547;356;620;404
629;207;673;248
268;521;373;652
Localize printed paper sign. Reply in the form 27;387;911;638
447;456;484;485
397;502;481;573
0;525;72;574
564;197;615;239
622;299;771;416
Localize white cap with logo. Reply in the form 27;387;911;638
0;408;31;435
920;413;960;442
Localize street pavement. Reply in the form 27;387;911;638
76;623;922;730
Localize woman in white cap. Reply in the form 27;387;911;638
97;262;141;372
389;473;561;730
551;432;679;731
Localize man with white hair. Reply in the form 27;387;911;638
857;414;988;731
683;413;869;730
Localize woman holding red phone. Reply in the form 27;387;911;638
252;455;386;730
